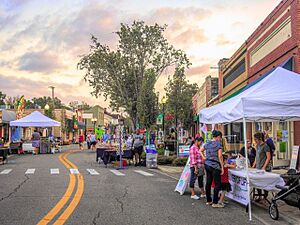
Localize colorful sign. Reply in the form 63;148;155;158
175;158;190;195
290;146;300;170
178;145;190;157
226;172;249;206
282;130;289;142
16;95;25;119
156;114;163;125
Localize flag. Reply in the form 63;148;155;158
16;95;25;119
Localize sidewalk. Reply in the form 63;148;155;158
158;165;300;225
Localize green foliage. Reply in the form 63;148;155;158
172;157;188;166
0;91;6;105
165;70;198;130
78;21;191;129
137;70;159;128
157;155;176;165
30;96;64;109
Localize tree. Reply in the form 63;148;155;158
78;21;191;129
137;70;159;128
5;95;19;109
0;91;6;105
165;69;198;130
31;96;64;109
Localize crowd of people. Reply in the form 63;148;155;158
189;130;275;208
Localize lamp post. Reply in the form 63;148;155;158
72;112;76;143
44;104;50;111
161;97;167;142
91;118;97;132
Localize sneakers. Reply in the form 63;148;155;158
200;194;206;198
191;195;200;200
218;202;225;207
212;203;224;208
206;202;213;205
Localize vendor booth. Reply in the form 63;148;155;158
10;111;61;154
199;67;300;220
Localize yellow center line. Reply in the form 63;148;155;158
53;174;84;225
36;150;84;225
36;174;76;225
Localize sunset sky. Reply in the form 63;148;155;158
0;0;282;109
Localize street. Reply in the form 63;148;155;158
0;147;263;225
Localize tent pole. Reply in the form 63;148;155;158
243;117;252;221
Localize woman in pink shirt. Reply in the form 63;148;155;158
189;136;205;200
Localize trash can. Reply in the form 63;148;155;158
146;146;158;169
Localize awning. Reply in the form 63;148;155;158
222;57;293;102
0;110;16;123
10;111;61;127
199;67;300;124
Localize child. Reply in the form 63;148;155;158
219;154;236;207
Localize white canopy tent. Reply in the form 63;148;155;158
10;111;61;127
199;67;300;220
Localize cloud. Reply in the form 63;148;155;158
17;51;66;73
186;64;210;77
216;34;234;46
174;28;207;45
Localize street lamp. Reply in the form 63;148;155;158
91;118;97;131
44;104;50;110
161;97;167;142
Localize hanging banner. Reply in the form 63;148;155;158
175;158;190;195
226;171;249;206
16;95;25;119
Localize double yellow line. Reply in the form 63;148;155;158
37;151;84;225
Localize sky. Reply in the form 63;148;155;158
0;0;282;109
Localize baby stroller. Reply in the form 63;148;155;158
269;169;300;220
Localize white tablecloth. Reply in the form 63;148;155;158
229;169;285;191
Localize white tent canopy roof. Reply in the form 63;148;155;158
199;67;300;124
10;111;61;127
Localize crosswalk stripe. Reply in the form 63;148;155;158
70;168;79;174
25;168;35;174
109;170;125;176
134;170;154;176
0;169;12;174
87;169;99;175
50;168;60;175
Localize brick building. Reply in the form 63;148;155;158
192;76;218;136
217;0;300;167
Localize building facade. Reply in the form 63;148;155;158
85;105;105;132
192;76;218;135
217;0;300;167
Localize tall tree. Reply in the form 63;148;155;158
137;70;159;128
31;96;64;109
165;69;198;130
5;95;19;109
0;91;6;105
78;21;191;129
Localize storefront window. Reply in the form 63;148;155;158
224;123;243;143
254;122;262;132
264;122;273;135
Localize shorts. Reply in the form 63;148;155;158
91;141;97;146
221;183;231;192
32;140;40;148
134;146;143;155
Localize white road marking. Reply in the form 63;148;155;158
87;169;99;175
0;169;12;174
70;168;79;174
110;170;125;176
25;168;35;174
134;170;154;177
50;168;60;175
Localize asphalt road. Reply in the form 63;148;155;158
0;146;266;225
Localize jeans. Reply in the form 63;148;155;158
205;164;221;204
189;167;204;188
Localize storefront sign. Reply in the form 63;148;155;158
82;113;93;119
290;146;300;170
178;145;190;157
175;158;190;195
226;172;249;206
